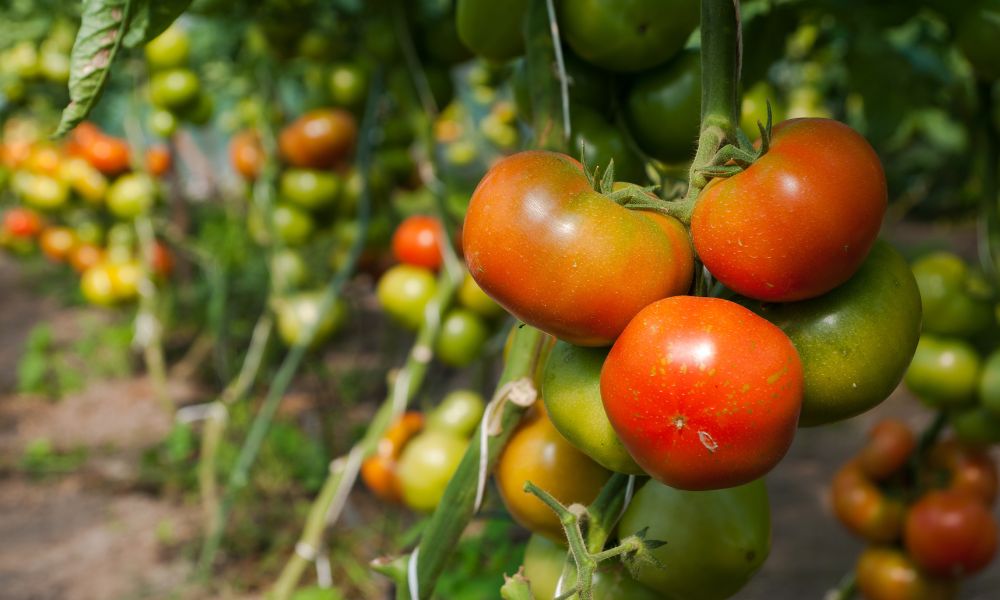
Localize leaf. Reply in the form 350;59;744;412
54;0;135;138
123;0;192;48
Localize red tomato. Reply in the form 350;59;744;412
928;439;998;506
145;145;171;177
600;296;803;490
463;151;694;346
904;490;998;577
278;109;357;169
81;133;132;176
830;461;905;543
858;420;916;481
692;119;886;301
392;215;444;270
150;240;174;278
229;129;264;181
3;207;43;238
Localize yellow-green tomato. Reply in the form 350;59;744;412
522;534;661;600
271;203;315;245
149;68;200;110
435;308;489;367
17;172;70;211
904;335;981;408
911;252;995;338
107;173;156;218
81;263;117;306
270;249;309;293
427;390;485;438
376;265;437;331
274;291;347;348
618;478;771;600
397;429;467;511
541;341;643;474
279;169;342;210
458;272;505;319
144;25;190;70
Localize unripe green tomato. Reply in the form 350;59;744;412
396;430;467;511
328;63;368;110
624;50;701;164
512;52;613;121
148;108;178;138
270;248;309;293
279;169;342;210
427;390;485;438
107;173;156;218
149;68;201;110
38;49;70;84
145;25;190;70
570;104;643;183
106;222;136;249
980;350;1000;415
458;273;505;318
455;0;528;61
912;252;995;337
18;173;70;211
523;534;661;600
274;291;347;348
179;92;214;125
950;407;1000;444
271;203;315;245
904;335;981;408
435;308;489;367
541;341;644;474
8;41;39;79
376;264;437;331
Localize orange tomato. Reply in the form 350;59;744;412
145;145;172;177
228;130;264;181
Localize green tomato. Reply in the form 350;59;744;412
624;49;700;163
456;0;529;61
397;430;467;511
905;335;981;408
376;264;437;331
911;252;995;338
950;406;1000;444
272;203;315;245
279;169;342;211
435;308;489;367
512;51;614;121
427;390;486;438
328;63;369;109
274;291;347;348
541;341;643;474
149;68;201;110
145;25;190;70
742;241;922;426
979;350;1000;415
570;104;644;183
458;273;505;318
107;173;156;218
560;0;698;73
740;80;785;140
522;534;661;600
270;248;309;293
148;108;178;138
179;92;214;125
619;478;771;600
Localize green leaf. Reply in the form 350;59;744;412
123;0;192;48
54;0;136;138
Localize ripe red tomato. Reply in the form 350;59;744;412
463;151;693;346
392;215;444;270
229;130;264;181
692;119;886;301
601;296;803;490
904;490;998;577
830;462;905;543
857;420;916;481
81;133;131;176
3;207;43;238
278;109;357;169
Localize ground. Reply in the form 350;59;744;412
1;243;999;599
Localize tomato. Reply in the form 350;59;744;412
392;215;444;271
148;108;178;138
327;63;368;109
570;104;643;183
179;93;214;125
274;291;347;348
149;68;201;110
559;0;698;72
601;296;802;490
15;172;70;211
928;440;998;506
435;309;489;367
150;240;174;279
69;242;104;273
512;51;614;121
58;156;108;203
271;203;315;245
855;547;957;600
397;429;467;511
361;411;424;503
38;48;69;84
145;145;171;177
376;265;437;331
619;478;770;599
831;462;906;543
109;260;142;301
80;133;131;176
457;273;504;319
858;420;916;482
904;335;980;408
741;241;922;426
279;169;341;211
624;49;701;164
455;0;528;61
278;109;357;169
693;119;886;302
981;350;1000;415
740;80;786;140
911;252;995;338
955;0;1000;81
463;151;693;346
426;390;485;438
904;490;998;577
144;25;190;71
495;407;611;542
81;263;117;306
949;407;1000;445
541;341;642;474
522;534;661;600
3;207;43;238
229;130;264;181
270;248;308;293
39;226;76;262
107;173;156;218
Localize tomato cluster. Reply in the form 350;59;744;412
144;25;214;137
831;419;999;599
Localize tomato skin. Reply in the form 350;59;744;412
560;0;698;73
619;478;770;600
397;429;467;512
692;119;886;302
855;547;957;600
426;390;485;438
741;241;921;426
80;134;131;176
392;215;444;270
541;341;643;474
858;420;916;481
434;308;489;368
496;408;611;542
624;49;701;164
455;0;528;61
144;25;189;70
229;130;264;181
376;265;438;331
39;226;76;262
522;534;661;600
831;462;905;543
361;411;424;504
904;335;980;408
463;151;693;346
601;296;802;490
904;490;998;577
278;109;357;169
3;207;43;238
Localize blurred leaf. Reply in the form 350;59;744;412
123;0;193;48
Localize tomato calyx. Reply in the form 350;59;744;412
695;102;774;181
578;152;697;224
